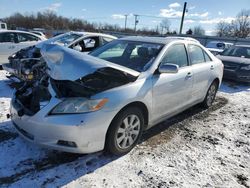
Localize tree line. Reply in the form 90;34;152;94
2;11;159;36
216;9;250;38
2;9;250;38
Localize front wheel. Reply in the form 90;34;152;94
202;81;218;108
105;107;144;155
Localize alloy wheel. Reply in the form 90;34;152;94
115;114;141;149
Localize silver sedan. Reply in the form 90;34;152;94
10;36;223;155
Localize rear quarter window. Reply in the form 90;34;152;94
188;44;210;65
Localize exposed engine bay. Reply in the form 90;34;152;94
14;67;137;115
7;46;46;81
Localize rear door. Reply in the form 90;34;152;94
187;44;214;101
151;43;193;122
0;32;18;64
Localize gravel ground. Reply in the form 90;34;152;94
0;70;249;188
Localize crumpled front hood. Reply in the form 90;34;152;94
217;55;250;65
40;44;140;80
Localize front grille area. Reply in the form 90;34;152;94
223;61;240;71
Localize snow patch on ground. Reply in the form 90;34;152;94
0;70;249;187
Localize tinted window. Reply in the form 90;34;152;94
161;44;188;68
188;45;206;65
0;32;16;43
17;33;39;42
221;46;250;58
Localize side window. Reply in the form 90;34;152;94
72;37;100;52
17;33;39;42
0;32;16;43
203;51;212;62
161;44;188;68
102;37;114;44
188;44;206;65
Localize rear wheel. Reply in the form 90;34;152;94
202;81;218;108
105;107;144;155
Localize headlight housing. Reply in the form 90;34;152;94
50;98;108;114
241;65;250;71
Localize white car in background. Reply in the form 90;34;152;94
0;30;46;65
205;41;233;55
2;31;117;81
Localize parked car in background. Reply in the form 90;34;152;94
0;21;7;30
10;37;223;155
2;31;117;81
0;30;46;66
217;44;250;83
29;31;47;39
206;41;233;55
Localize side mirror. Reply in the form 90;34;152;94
158;63;179;74
73;45;82;52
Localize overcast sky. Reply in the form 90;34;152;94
0;0;249;35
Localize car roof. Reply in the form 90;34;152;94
0;30;42;37
235;44;250;48
69;31;117;39
118;36;199;45
207;40;233;44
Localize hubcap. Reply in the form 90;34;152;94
116;114;141;149
207;84;216;106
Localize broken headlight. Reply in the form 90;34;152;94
50;98;108;114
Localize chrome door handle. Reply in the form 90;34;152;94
210;65;214;70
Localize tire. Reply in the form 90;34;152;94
105;107;144;155
202;80;218;108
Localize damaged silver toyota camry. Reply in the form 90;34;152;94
10;37;223;155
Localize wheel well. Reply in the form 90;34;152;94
118;102;149;126
104;101;149;150
213;78;220;88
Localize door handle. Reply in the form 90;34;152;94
186;72;192;78
210;65;214;70
8;46;15;49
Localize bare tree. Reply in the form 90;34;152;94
160;18;171;34
216;9;250;38
234;9;250;38
216;21;231;37
193;26;205;35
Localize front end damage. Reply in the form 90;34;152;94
3;45;46;82
10;44;140;153
12;44;139;117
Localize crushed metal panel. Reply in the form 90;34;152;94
40;44;140;81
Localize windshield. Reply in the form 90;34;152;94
90;40;163;72
53;33;82;46
221;46;250;58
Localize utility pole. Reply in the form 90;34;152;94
134;14;139;32
179;2;187;34
124;14;128;31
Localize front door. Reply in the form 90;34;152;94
151;43;193;123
